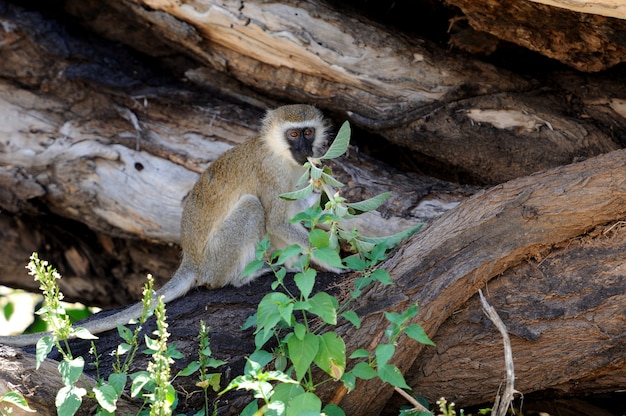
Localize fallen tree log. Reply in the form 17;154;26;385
322;147;626;414
402;221;626;407
3;149;626;415
447;0;626;72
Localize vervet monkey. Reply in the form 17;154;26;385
0;104;341;347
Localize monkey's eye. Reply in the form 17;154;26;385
288;129;299;139
303;128;315;138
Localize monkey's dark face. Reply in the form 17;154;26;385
285;127;316;164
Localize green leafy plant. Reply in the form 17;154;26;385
28;254;183;416
176;321;226;416
28;253;99;416
222;121;431;415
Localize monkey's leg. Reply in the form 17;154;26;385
204;194;268;287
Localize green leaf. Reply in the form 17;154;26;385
345;192;391;214
116;325;133;343
178;361;201;377
340;371;356;391
368;242;388;263
375;344;395;366
206;357;227;368
72;327;98;340
240;401;259;416
35;335;54;370
0;391;34;412
256;235;272;259
254;328;275;350
310;162;323;180
242;259;266;278
58;357;84;385
294;269;316;299
267;400;286;415
290;205;323;226
129;371;151;397
341;311;361;328
203;373;222;392
257;292;292;339
322;404;346;416
242;313;257;331
108;373;127;396
116;342;131;356
371;268;392;285
404;324;436;346
360;224;423;250
384;311;404;326
293;322;307;340
320;121;350;160
164;384;177;409
276;244;304;266
280;183;314;201
308;292;338;324
351;362;377;380
320;169;345;187
312;247;344;269
287;332;319;381
245;350;274;376
271;382;305;405
354;239;376;254
348;349;370;359
314;332;345;380
278;301;294;326
343;254;367;271
93;384;118;413
168;343;184;359
55;385;86;416
309;228;330;248
286;392;322;416
143;335;159;352
3;301;14;321
377;363;411;390
296;166;310;187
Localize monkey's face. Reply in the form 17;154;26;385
285;127;316;165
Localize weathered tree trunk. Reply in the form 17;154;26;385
3;149;625;415
2;0;626;414
317;148;626;414
447;0;626;71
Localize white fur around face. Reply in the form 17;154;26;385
262;119;328;166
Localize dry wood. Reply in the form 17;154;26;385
401;222;626;407
322;148;626;414
65;0;626;183
447;0;626;71
529;0;626;20
478;290;517;416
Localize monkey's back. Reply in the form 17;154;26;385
179;136;303;267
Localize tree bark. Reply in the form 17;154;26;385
447;0;626;72
322;147;626;414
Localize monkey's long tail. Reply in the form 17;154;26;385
0;269;195;348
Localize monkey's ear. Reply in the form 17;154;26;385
319;121;350;160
